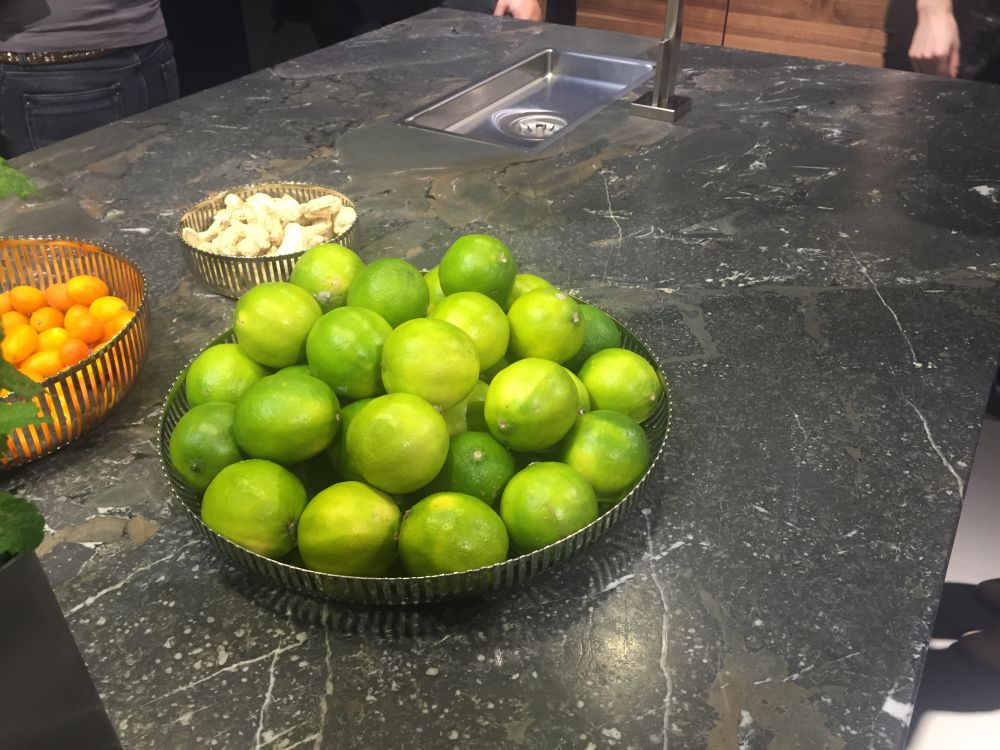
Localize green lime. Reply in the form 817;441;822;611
185;343;270;407
288;243;365;312
426;431;515;507
507;289;584;363
499;462;598;553
297;481;401;576
578;348;664;422
484;358;578;451
306;306;393;400
201;459;308;558
234;282;322;368
438;234;517;304
504;273;554;311
233;373;340;463
168;402;246;492
558;410;649;499
325;397;373;481
442;380;489;435
565;304;623;371
381;318;479;411
398;492;509;575
346;257;429;328
346;393;449;494
430;291;510;371
424;265;445;314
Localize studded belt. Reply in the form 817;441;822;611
0;49;115;65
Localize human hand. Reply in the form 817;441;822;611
909;9;960;77
493;0;544;21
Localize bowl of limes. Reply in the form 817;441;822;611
159;236;670;604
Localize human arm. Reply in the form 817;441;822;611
909;0;960;77
493;0;544;21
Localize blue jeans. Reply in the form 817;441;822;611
0;39;179;159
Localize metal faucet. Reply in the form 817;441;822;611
631;0;691;122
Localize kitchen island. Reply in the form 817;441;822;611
3;9;1000;749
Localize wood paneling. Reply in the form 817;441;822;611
577;0;728;47
575;0;890;67
725;0;887;67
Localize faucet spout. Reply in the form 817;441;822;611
631;0;692;122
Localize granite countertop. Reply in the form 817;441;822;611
4;9;1000;749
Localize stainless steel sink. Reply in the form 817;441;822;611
401;49;654;151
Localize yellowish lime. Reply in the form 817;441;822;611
381;318;479;411
233;373;340;463
346;393;449;494
234;282;322;368
442;380;489;435
345;257;429;328
504;273;554;311
297;481;401;576
564;367;591;415
288;243;365;312
185;343;270;407
507;289;584;363
424;265;445;314
578;348;663;422
398;492;509;575
484;358;578;451
499;462;598;553
558;410;649;499
201;459;307;559
430;291;510;371
306;306;392;400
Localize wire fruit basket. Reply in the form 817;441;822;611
1;237;149;468
178;182;358;299
158;311;670;605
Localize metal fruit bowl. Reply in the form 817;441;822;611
1;237;149;468
177;182;358;299
158;309;670;605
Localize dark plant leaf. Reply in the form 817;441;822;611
0;491;45;556
0;401;44;445
0;157;38;200
0;362;44;398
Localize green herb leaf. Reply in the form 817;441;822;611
0;400;44;446
0;157;38;200
0;491;45;556
0;362;44;398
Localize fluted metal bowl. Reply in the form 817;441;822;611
158;308;670;605
1;237;149;468
178;182;358;298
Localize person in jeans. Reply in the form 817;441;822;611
0;0;180;159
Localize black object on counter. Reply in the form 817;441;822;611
0;552;120;750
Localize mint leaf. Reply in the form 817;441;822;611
0;492;44;556
0;157;38;200
0;363;44;398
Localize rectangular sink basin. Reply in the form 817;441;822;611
401;48;654;151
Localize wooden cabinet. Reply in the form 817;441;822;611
725;0;887;66
576;0;890;67
578;0;728;47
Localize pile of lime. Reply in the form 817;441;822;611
168;235;666;578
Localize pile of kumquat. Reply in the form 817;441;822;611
0;274;134;382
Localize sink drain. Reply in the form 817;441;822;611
493;111;568;141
